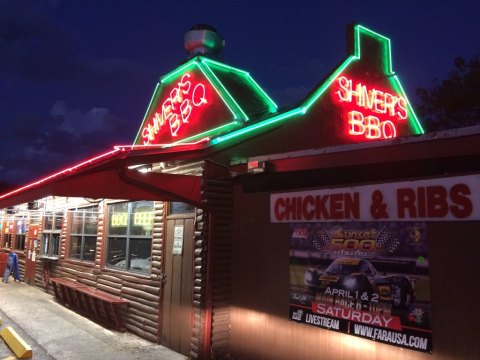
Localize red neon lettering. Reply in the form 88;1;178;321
384;92;396;116
373;89;385;113
336;76;407;117
142;73;208;144
348;111;365;135
396;97;408;119
335;76;408;140
192;84;207;106
366;116;381;139
347;112;396;139
381;120;396;139
336;76;351;102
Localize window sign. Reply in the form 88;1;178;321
134;211;154;227
111;213;128;227
173;225;184;255
106;201;153;273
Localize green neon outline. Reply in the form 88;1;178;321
212;24;424;146
302;56;356;111
199;60;250;121
212;108;304;145
164;121;239;147
201;57;278;113
201;57;249;76
134;57;249;146
355;25;393;75
241;74;278;113
160;59;198;84
195;61;241;119
391;75;424;133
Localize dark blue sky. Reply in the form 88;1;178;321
1;0;479;185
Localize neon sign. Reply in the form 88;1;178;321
335;76;407;140
111;212;153;227
141;73;208;144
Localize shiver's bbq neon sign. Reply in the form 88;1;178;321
142;73;208;144
335;76;407;140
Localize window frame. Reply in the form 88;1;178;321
13;218;27;251
2;221;14;250
68;206;99;263
40;212;64;259
105;201;154;274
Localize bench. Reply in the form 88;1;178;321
50;277;128;331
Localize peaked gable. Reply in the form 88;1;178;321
300;24;424;143
212;25;425;149
133;57;277;146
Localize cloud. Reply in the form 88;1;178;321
0;1;152;185
0;1;153;87
1;101;132;185
0;1;76;82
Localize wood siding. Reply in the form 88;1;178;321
230;189;480;360
34;200;165;343
189;161;234;359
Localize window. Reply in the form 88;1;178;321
106;201;153;273
40;212;64;259
2;222;13;249
169;201;195;215
69;207;98;262
14;219;27;251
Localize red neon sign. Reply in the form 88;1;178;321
142;73;208;144
335;76;407;140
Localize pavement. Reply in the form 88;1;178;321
0;281;187;360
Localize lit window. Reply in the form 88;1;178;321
40;212;64;259
2;221;13;249
69;207;98;262
14;219;27;251
106;201;153;273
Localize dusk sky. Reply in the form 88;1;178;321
1;0;479;186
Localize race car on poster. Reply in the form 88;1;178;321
304;257;415;308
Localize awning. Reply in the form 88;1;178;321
0;147;203;209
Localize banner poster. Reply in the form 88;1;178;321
289;222;432;353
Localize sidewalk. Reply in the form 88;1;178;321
0;281;186;360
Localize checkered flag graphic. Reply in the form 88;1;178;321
376;229;399;253
312;229;331;251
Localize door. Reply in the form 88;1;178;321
162;202;195;355
24;225;39;284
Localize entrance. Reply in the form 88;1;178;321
24;225;39;285
162;202;195;355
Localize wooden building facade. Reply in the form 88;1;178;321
1;24;479;360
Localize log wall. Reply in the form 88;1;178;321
189;161;234;359
34;200;165;343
